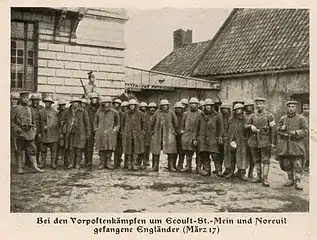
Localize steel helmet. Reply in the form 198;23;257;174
81;98;88;104
198;100;205;108
58;99;67;105
30;93;41;100
159;99;170;106
189;97;199;104
204;99;214;106
233;103;244;110
244;100;255;106
140;102;148;107
42;96;54;103
128;99;138;105
113;98;122;104
11;92;20;100
174;101;184;108
70;97;81;103
89;92;99;99
101;96;112;103
180;98;189;105
148;102;157;108
121;101;129;107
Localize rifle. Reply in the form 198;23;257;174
80;79;87;96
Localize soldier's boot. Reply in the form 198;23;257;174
98;151;105;170
30;155;44;173
127;155;133;170
248;165;255;179
168;154;177;172
123;154;128;169
200;158;210;176
105;151;114;170
251;164;262;183
39;151;46;169
239;169;248;181
195;155;202;174
283;171;295;187
75;149;82;169
294;172;303;191
262;164;270;187
224;168;235;179
176;154;185;171
132;154;139;171
181;155;192;173
139;154;146;170
51;146;57;170
151;155;160;172
67;150;75;169
63;150;69;168
16;153;24;174
214;159;224;177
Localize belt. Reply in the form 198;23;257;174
279;135;300;141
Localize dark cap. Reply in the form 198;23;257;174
255;97;266;102
303;104;309;109
286;100;298;106
19;91;30;97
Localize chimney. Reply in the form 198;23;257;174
173;29;192;50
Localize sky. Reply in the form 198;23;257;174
124;8;232;70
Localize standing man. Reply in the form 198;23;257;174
63;97;90;169
301;104;309;171
113;98;123;169
85;92;100;169
120;101;129;169
83;71;98;99
197;99;224;176
180;97;201;173
94;97;120;170
150;99;178;172
142;102;157;170
121;99;146;171
277;101;308;190
38;96;59;169
10;92;20;167
139;102;148;114
11;91;44;174
244;100;255;178
29;93;44;166
174;102;185;171
137;102;148;167
223;103;247;180
219;104;231;176
56;99;67;166
198;100;205;112
245;98;277;187
180;98;189;112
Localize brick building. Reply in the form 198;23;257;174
152;8;309;120
10;7;128;100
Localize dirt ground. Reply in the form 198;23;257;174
10;154;309;213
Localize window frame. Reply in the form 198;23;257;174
11;19;39;92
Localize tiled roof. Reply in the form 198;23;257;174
151;40;210;76
193;8;309;77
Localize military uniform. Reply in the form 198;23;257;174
174;102;185;171
245;98;276;186
11;92;44;174
277;101;308;190
56;100;67;166
300;104;309;170
244;101;255;178
113;99;123;168
38;97;60;169
143;103;157;169
219;104;231;176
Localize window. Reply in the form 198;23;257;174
291;93;309;113
11;21;37;91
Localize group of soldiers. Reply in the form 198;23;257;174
10;90;309;191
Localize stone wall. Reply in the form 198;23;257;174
11;8;128;100
217;70;310;120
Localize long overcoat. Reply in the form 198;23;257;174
38;107;60;143
144;112;156;147
181;110;202;152
63;106;90;149
223;115;248;169
121;109;146;154
150;109;178;155
175;111;184;153
94;108;120;151
197;111;224;154
300;113;309;163
276;113;308;157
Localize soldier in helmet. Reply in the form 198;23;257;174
94;96;120;170
112;98;123;169
142;102;157;169
180;97;201;173
10;92;20;166
223;103;248;180
197;99;224;176
198;100;205;112
300;104;309;171
136;102;149;168
244;101;255;178
56;99;68;166
38;96;60;169
219;103;231;176
121;99;146;171
63;97;90;169
180;98;189;112
150;99;178;172
85;92;100;169
139;102;148;114
11;91;44;174
277;101;308;190
174;102;185;171
245;98;277;187
29;93;44;166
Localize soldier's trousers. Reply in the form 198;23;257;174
40;142;58;167
114;136;123;167
66;147;83;167
84;132;95;166
279;156;303;173
250;147;271;165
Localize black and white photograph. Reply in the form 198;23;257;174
10;7;310;213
